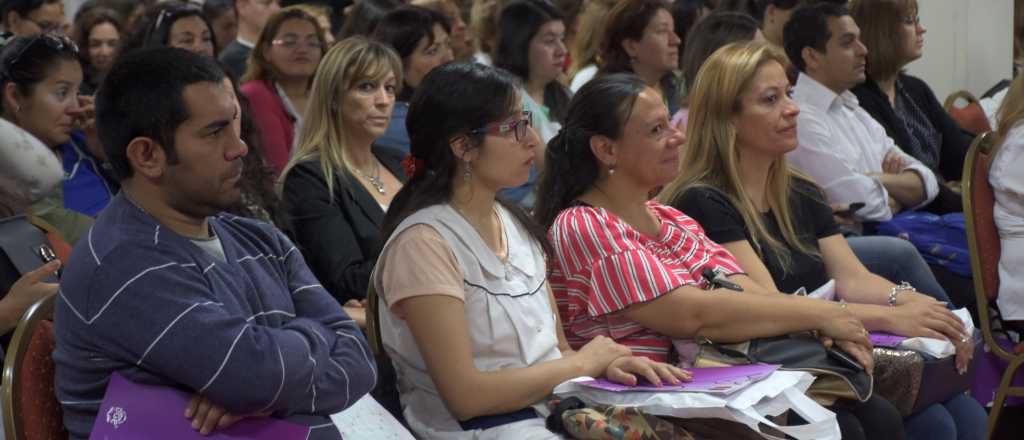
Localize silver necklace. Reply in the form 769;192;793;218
354;160;386;194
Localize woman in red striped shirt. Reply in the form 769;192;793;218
534;70;902;440
534;73;872;367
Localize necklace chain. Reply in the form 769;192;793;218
353;160;386;194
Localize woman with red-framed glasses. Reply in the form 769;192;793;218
372;62;688;439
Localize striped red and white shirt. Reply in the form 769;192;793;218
548;201;744;362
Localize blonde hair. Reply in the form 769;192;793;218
279;36;403;199
658;40;818;269
569;0;616;78
995;74;1024;148
470;0;501;58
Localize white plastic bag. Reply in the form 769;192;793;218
553;370;840;440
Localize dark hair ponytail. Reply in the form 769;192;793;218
534;73;646;230
381;61;550;254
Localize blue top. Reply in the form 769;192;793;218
499;166;538;210
54;194;377;440
376;102;410;155
58;132;115;217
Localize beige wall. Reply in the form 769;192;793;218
904;0;1014;101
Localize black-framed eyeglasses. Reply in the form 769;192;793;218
3;33;79;74
468;111;533;142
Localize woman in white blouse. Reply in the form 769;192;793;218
991;75;1024;322
373;62;687;439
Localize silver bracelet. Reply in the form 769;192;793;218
888;282;915;307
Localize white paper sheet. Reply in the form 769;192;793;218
899;308;976;358
330;395;415;440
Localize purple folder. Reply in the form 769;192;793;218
89;372;311;440
577;364;781;394
869;332;908;348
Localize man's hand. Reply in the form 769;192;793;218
185;395;245;435
882;151;909;174
887;196;903;215
343;300;367;328
831;204;856;226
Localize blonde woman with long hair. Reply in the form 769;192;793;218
279;37;404;321
567;0;615;92
991;75;1024;324
660;40;985;439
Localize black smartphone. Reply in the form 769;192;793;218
835;202;866;218
827;347;864;372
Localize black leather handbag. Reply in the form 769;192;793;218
696;332;874;405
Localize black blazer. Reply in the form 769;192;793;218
281;146;407;304
852;74;972;214
851;74;973;182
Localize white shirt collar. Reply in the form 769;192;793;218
236;38;255;49
795;72;860;112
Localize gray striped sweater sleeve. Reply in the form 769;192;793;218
59;236;376;417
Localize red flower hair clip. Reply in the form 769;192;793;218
401;154;426;179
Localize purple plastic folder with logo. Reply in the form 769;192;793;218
89;372;311;440
577;364;781;394
869;332;907;348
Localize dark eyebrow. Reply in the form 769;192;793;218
201;119;231;134
201;106;237;134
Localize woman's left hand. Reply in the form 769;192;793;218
604;356;692;387
834;338;875;374
955;336;973;375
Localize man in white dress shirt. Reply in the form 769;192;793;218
782;2;938;223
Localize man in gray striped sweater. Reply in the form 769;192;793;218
53;47;375;440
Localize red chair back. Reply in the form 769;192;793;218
2;295;67;440
963;132;1002;302
946;90;993;135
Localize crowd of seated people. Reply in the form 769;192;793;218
1;0;1022;439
